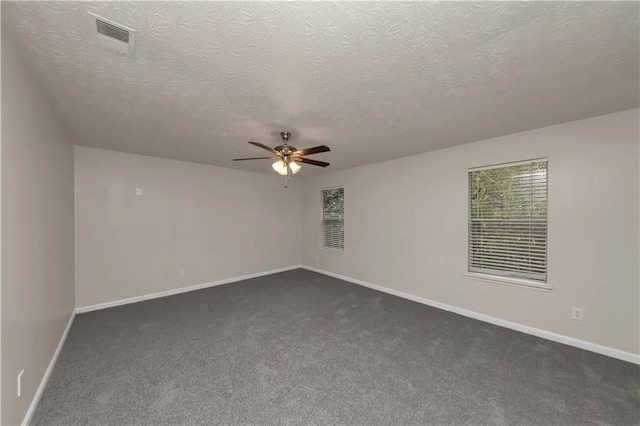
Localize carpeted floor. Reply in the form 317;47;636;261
33;269;639;425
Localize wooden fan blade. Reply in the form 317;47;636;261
248;141;279;155
293;145;330;156
233;157;273;161
297;157;330;167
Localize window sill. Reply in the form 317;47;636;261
464;272;552;291
318;247;344;254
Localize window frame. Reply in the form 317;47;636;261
320;186;345;253
466;158;551;291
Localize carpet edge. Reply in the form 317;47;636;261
75;265;304;314
22;311;76;426
301;265;640;365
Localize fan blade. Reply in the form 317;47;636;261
293;145;330;156
248;141;279;155
233;157;273;161
297;157;330;167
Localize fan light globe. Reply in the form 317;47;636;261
272;159;288;176
289;161;301;174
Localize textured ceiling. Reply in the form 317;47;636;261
3;1;639;175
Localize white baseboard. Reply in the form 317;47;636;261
75;265;304;314
301;265;640;365
22;311;76;426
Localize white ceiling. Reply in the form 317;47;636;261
4;1;639;175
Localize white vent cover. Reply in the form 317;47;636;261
88;13;135;57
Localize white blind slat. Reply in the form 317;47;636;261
469;160;548;282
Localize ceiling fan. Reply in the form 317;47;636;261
233;131;330;176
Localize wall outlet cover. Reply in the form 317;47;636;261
17;369;24;397
572;307;584;321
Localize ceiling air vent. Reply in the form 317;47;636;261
88;12;135;57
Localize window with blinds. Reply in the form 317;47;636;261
469;159;548;282
321;187;344;251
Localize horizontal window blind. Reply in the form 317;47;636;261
469;160;547;282
322;187;344;251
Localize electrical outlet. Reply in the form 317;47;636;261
572;307;584;321
179;269;186;277
17;370;24;397
135;188;143;196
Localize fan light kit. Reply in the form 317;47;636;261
272;158;300;175
234;131;330;181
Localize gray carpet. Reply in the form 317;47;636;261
33;269;639;425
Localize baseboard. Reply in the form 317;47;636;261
76;265;304;314
22;310;76;426
301;265;640;365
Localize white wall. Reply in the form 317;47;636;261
300;109;640;356
75;147;301;308
1;34;75;425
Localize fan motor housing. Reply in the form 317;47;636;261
274;145;297;153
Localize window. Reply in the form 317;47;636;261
468;159;548;284
321;187;344;251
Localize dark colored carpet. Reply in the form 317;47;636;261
32;269;639;425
